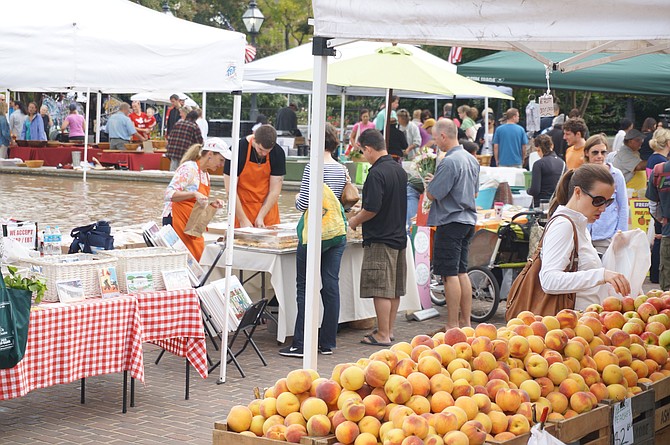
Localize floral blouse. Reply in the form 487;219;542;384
162;160;209;217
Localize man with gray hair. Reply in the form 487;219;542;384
106;102;145;150
426;119;480;329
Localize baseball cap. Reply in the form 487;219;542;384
624;129;645;141
422;118;436;130
203;138;231;159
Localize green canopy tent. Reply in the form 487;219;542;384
458;51;670;96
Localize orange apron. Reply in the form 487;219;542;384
172;166;210;261
236;138;280;227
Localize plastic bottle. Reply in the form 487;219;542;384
52;226;62;256
43;226;53;256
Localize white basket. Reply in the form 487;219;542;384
99;247;188;293
21;253;118;301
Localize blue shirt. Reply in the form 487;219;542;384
106;112;136;140
20;114;46;141
492;123;528;166
0;116;10;146
588;164;628;241
426;146;480;227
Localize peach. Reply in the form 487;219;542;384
574;324;595;342
249;414;266;436
474;323;498;340
638;302;658;322
529;321;549;338
335;420;360;444
362;394;387;420
491;340;511;361
621;296;636;312
557;309;579;329
384;427;406;445
385;375;413;405
284;412;306;427
430;373;454;394
369;349;399;373
630;360;650;379
285;423;308;443
337;390;362;410
495;388;523;413
406;395;431;415
300;396;328;420
474;413;493;434
606;383;628;402
546;391;569;415
602;296;623;312
433;331;446;346
412;334;436;349
519;380;541;402
402;414;430;439
647;345;669;365
470;336;493;357
513;324;534;337
286;369;313;394
542;349;564;366
226;405;253;432
527;335;546;354
259;397;278;418
451;378;475;398
443;406;469;430
340;366;366;391
593;350;619;372
358;415;382;437
306;413;332;437
488;368;510;383
645;358;661;374
391;342;413;357
418;355;444;378
430;411;459;436
508;335;530;359
579;367;601;387
453;396;478;421
446;358;471;374
547;362;570;385
558;379;581;399
262;415;285;435
460;420;487;445
524;353;549;378
486;379;510;400
580;316;603;336
429;390;453;412
545;329;569;353
434;344;457;366
443;430;470;445
355;432;378;445
589;382;608;403
488;410;509;435
264;424;288;441
563;340;585;361
315;379;342;406
507;413;531;436
509;368;532;389
563;357;581;374
471;370;489;387
364;360;391;388
534;377;554;398
444;327;468;346
276;391;301;417
569;391;594;414
394;359;417;378
453;342;473;361
342;398;366;422
609;330;632;348
621;366;639;388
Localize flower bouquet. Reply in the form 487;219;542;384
413;147;438;213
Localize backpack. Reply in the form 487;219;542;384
68;221;114;254
653;162;670;192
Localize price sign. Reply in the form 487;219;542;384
539;94;554;117
612;398;634;445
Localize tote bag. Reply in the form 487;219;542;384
505;214;578;321
297;183;347;251
0;272;32;369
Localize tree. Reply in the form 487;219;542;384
258;0;312;55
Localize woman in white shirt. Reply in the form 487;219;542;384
541;164;630;311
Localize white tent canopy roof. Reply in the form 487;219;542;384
0;0;245;92
312;0;670;72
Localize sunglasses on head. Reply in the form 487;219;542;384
582;189;615;208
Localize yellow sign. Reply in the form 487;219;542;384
629;199;651;232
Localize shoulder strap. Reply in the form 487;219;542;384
536;214;579;272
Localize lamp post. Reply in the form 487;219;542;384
242;0;264;121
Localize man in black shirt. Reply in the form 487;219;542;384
349;129;408;346
275;103;300;136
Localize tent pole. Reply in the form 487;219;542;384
95;92;101;144
484;96;489;153
384;89;393;148
202;91;207;119
83;88;91;182
287;94;291;107
339;89;346;144
434;99;438;121
307;94;312;143
219;91;243;384
162;105;167;137
302;50;328;372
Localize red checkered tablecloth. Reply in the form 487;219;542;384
132;289;208;379
0;296;145;401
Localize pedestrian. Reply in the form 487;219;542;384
8;101;27;141
163;139;226;260
349;109;375;149
60;103;86;142
527;135;565;208
396;109;421;160
374;96;399;133
612;118;633;154
546;114;567;159
106;103;145;150
646;128;670;284
349;129;407;346
166;109;203;171
165;94;181;135
563;118;588;170
279;123;348;358
128;100;152;142
640;117;658;161
582;134;628;256
457;105;478;141
223;124;286;228
425;119;480;329
612;129;646;182
40;105;52;139
20;102;46;141
543;164;630;310
492;108;528;167
276;103;300;136
0;102;10;159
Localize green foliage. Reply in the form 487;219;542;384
4;265;46;304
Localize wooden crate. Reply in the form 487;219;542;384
639;376;670;445
551;404;611;445
213;421;336;445
485;423;556;445
604;389;655;445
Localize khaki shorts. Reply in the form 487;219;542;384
660;237;670;291
360;243;406;299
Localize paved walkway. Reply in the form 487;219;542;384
1;280;656;444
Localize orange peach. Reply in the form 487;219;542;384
460;420;487;445
418;355;444;378
385;375;413;405
286;369;313;395
285;423;308;443
546;391;569;414
507;413;531;436
264;424;288;441
495;388;523;413
474;323;498;340
443;430;470;445
226;405;253;432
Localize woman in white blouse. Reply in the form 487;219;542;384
541;164;630;311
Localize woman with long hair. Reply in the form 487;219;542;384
582;134;628;255
640;117;658;161
647;128;670;283
542;164;630;311
527;134;565;208
162;139;227;260
349;108;375;148
20;102;46;141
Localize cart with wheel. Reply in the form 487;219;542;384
430;211;543;322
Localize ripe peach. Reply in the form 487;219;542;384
547;362;570;385
259;397;278;418
527;335;546;354
451;378;475;398
495;388;523;413
460;420;487;445
265;424;288;441
507;335;530;359
488;410;509;435
569;391;594;414
418;355;443;378
276;391;301;417
430;373;454;394
474;323;498;340
354;431;378;445
524;353;549;378
444;327;468;346
491;340;511;361
226;405;253;432
286;369;313;394
433;343;457;366
545;329;569;353
589;382;608;403
285;424;307;443
546;391;569;415
443;406;468;430
262;415;286;435
385;375;413;405
369;349;399;373
430;411;459;436
402;413;429;439
519;380;541;402
412;334;435;349
507;413;531;436
606;383;628;402
362;394;387;420
602;296;623;312
593;350;619;372
406;395;431;415
443;430;470;445
557;309;579;329
486;379;510;400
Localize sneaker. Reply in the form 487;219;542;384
279;346;303;358
318;346;333;355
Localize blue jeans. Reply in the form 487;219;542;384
407;184;421;230
292;238;346;349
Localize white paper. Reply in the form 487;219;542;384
612;398;634;445
539;94;554;117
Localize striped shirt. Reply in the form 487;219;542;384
296;162;347;212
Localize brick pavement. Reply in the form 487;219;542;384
0;280;655;444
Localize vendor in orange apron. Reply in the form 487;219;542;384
225;125;285;228
165;140;228;261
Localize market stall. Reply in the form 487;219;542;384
9;146;104;167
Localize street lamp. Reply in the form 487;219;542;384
243;0;264;121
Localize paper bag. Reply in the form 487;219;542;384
142;141;154;153
601;229;651;298
184;202;218;237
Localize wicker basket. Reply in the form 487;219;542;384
99;247;188;293
21;254;118;301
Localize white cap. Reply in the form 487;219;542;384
203;138;231;160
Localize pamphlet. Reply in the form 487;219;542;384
125;271;154;293
161;269;192;291
98;266;120;298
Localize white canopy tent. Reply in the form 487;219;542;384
0;0;248;383
297;0;670;371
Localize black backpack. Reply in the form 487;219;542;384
68;221;114;254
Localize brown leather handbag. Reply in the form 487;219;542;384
505;214;578;321
340;180;360;210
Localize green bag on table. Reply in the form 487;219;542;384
0;271;32;369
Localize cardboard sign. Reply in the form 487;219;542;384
629;199;651;233
612;398;634;445
539;94;554;117
3;222;37;250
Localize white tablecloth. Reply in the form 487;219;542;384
200;241;421;343
480;166;526;187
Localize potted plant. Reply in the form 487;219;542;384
3;265;47;304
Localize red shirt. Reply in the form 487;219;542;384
128;112;155;141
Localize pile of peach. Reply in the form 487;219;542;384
224;292;670;445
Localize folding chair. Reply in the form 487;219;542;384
208;298;269;378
